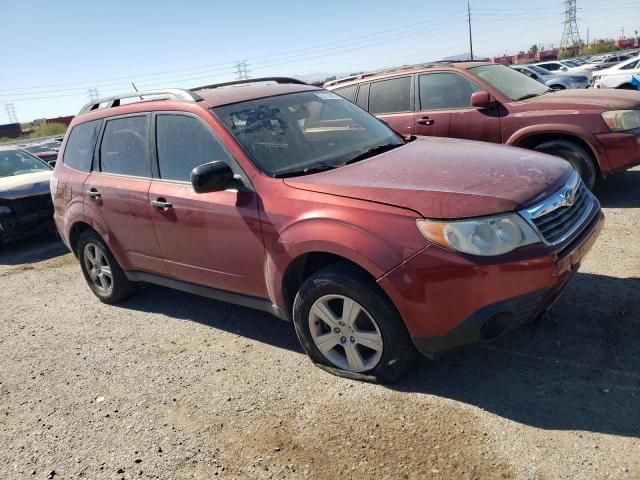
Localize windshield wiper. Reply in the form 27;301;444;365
274;164;339;178
515;93;541;101
344;143;403;165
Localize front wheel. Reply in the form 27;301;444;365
550;84;566;91
533;139;598;190
292;264;417;383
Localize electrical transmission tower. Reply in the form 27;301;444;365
235;61;250;80
4;103;18;123
560;0;582;49
87;88;100;101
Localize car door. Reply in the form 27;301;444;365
415;72;502;143
84;114;166;274
367;76;415;136
148;112;267;299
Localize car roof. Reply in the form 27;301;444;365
73;79;320;122
325;61;492;89
196;82;320;108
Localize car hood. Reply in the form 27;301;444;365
284;137;572;219
0;170;52;200
518;88;640;110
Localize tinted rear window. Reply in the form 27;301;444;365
63;120;101;171
100;116;149;177
369;77;411;114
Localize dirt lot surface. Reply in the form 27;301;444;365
1;168;639;480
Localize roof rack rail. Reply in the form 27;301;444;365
78;88;203;115
192;77;307;91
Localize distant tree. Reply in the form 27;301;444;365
529;44;538;54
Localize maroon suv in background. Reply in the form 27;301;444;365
52;79;603;382
327;62;640;189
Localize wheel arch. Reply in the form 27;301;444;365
68;221;95;256
508;129;606;175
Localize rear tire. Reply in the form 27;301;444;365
78;230;135;304
533;139;598;189
550;84;566;91
292;263;417;383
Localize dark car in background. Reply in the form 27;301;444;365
0;147;55;245
326;62;640;189
20;140;62;167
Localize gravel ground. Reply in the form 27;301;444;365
1;168;639;480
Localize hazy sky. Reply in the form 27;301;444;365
1;0;639;123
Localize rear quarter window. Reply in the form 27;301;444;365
62;120;101;171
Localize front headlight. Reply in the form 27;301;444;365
601;110;640;132
417;213;540;256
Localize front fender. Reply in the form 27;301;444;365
265;215;426;310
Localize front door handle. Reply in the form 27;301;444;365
416;117;435;126
86;188;101;199
151;198;173;210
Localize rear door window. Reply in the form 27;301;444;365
100;116;150;177
368;77;411;114
63;120;101;171
419;73;481;110
156;114;234;182
333;85;358;102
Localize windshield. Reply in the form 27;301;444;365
470;64;550;101
0;149;51;177
213;90;404;177
529;65;553;76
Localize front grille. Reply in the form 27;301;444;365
10;194;53;216
531;182;590;244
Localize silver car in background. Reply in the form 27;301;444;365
510;65;589;90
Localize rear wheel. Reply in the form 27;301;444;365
292;263;417;383
78;230;135;304
550;84;566;91
533;139;598;189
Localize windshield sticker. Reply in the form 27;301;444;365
315;92;341;100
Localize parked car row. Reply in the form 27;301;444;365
510;64;590;90
18;138;62;167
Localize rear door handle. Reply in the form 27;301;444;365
151;198;173;210
416;117;435;126
86;188;101;199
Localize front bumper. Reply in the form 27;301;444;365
595;130;640;173
0;210;55;244
378;210;604;357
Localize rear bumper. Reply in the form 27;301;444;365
378;210;604;357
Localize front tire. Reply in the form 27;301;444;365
550;84;566;91
292;263;417;383
78;230;135;304
533;139;598;189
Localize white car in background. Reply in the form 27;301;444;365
533;60;593;81
592;56;640;89
510;64;589;90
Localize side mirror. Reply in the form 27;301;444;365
471;91;492;109
561;66;568;71
191;161;235;193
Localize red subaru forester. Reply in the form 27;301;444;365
52;78;604;382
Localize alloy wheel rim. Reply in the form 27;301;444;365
83;243;113;295
308;294;383;373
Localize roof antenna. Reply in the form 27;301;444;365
131;82;143;100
